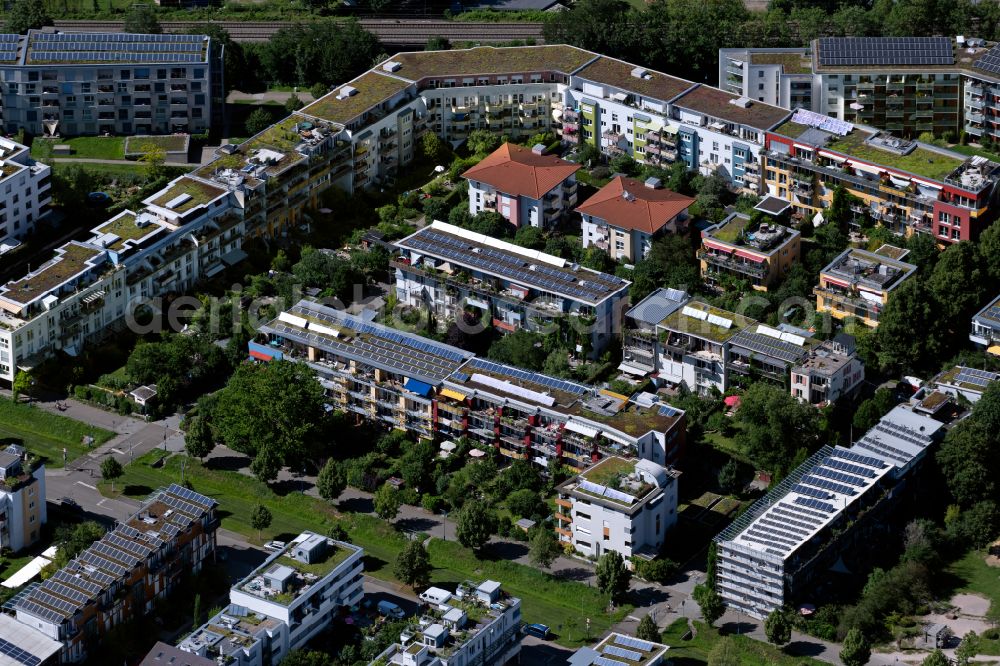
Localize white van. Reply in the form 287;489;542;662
419;587;453;609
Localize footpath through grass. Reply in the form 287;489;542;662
945;549;1000;616
661;619;829;665
31;136;126;160
100;451;619;646
0;398;113;467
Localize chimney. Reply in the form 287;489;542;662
644;177;662;189
532;143;546;155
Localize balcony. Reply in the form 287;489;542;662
698;250;768;278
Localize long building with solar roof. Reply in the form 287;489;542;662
4;484;218;663
393;220;630;359
714;405;945;618
254;299;686;472
0;30;221;136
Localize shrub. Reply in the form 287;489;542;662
421;495;444;513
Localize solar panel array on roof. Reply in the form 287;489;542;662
954;367;999;388
603;646;642;661
28;32;204;63
0;635;42;666
975;45;1000;76
31;51;203;63
614;635;656;651
462;357;588;396
730;330;810;364
166;483;216;509
818;37;953;67
398;228;625;303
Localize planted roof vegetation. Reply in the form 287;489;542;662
301;71;412;125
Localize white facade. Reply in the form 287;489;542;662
227;533;364;660
0;136;52;245
0;446;46;553
556;457;678;561
369;581;522;666
790;338;865;405
718;48;815;109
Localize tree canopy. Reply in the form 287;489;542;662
394;541;431;588
250;503;272;540
595;551;631;603
734;382;822;474
122;4;161;34
255;20;381;87
4;0;51;34
211;361;329;482
455;501;498;551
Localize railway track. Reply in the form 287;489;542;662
51;19;546;44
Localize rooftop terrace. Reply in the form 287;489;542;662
388;44;596;82
749;50;812;75
0;243;104;307
821;248;916;292
301;71;412;125
658;300;753;343
704;212;796;253
91;212;164;251
238;534;360;606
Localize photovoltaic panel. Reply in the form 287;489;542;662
52;570;102;597
792;484;830;500
794;496;836;513
955;367;998;388
594;658;628;666
614;635;656;651
828;447;887;469
16;600;63;624
0;636;42;666
811;465;866;487
822;456;876;478
603;646;642;661
40;580;89;606
801;475;856;496
975;45;1000;76
818;37;953;67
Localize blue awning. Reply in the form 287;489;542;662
403;378;433;397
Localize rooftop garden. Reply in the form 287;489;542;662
772;119;811;139
124;134;189;156
150;177;225;213
393;45;594;82
659;301;752;343
826;131;965;181
301;71;411;125
575;400;678;437
750;51;812;75
710;214;751;243
2;244;101;304
94;213;157;249
580;456;636;485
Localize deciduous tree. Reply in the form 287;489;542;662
596;551;631;603
455;501;498;552
635;614;660;643
123;4;161;34
528;528;561;570
394;541;431;588
101;457;123;492
764;607;792;646
839;628;871;666
184;416;215;461
245;107;273;137
374;482;401;523
693;583;724;626
317;458;346;501
5;0;51;34
250;503;272;541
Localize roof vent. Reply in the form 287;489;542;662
622;190;636;202
532;143;546;155
644;176;662;189
336;85;358;100
730;96;753;109
382;60;402;72
630;66;651;80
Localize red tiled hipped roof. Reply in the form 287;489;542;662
575;176;694;234
462;143;580;199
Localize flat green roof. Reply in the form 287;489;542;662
750;51;812;75
773;119;811;139
150;177;226;213
710;215;751;243
94;213;159;250
389;45;596;81
825;130;965;181
1;244;102;305
658;300;753;343
301;71;411;125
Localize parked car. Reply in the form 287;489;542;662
524;623;550;640
263;540;286;552
377;600;405;619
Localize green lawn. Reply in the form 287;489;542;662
98;451;623;646
0;551;35;581
944;549;1000;616
661;619;829;665
31;136;126;160
947;143;1000;163
0;398;113;467
51;162;188;180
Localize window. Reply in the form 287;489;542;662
758;83;764;91
758;70;764;78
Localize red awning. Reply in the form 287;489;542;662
823;276;851;289
734;250;765;262
703;239;734;253
249;350;274;362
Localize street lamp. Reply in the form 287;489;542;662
440;511;448;541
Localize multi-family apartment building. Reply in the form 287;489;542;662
0;444;46;552
5;484;217;663
727;323;818;390
654;300;754;395
790;333;865;405
568;633;670;666
0;30;221;136
554;455;679;561
4;43;999;387
256;299;687;470
368;580;522;666
0;136;52;246
766;108;1000;241
721;37;1000;142
178;532;364;666
393;220;630;358
719;47;814;109
715;405;945;618
814;246;917;328
620;287;690;377
970;294;1000;351
577;175;694;262
699;211;800;291
464;142;580;228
